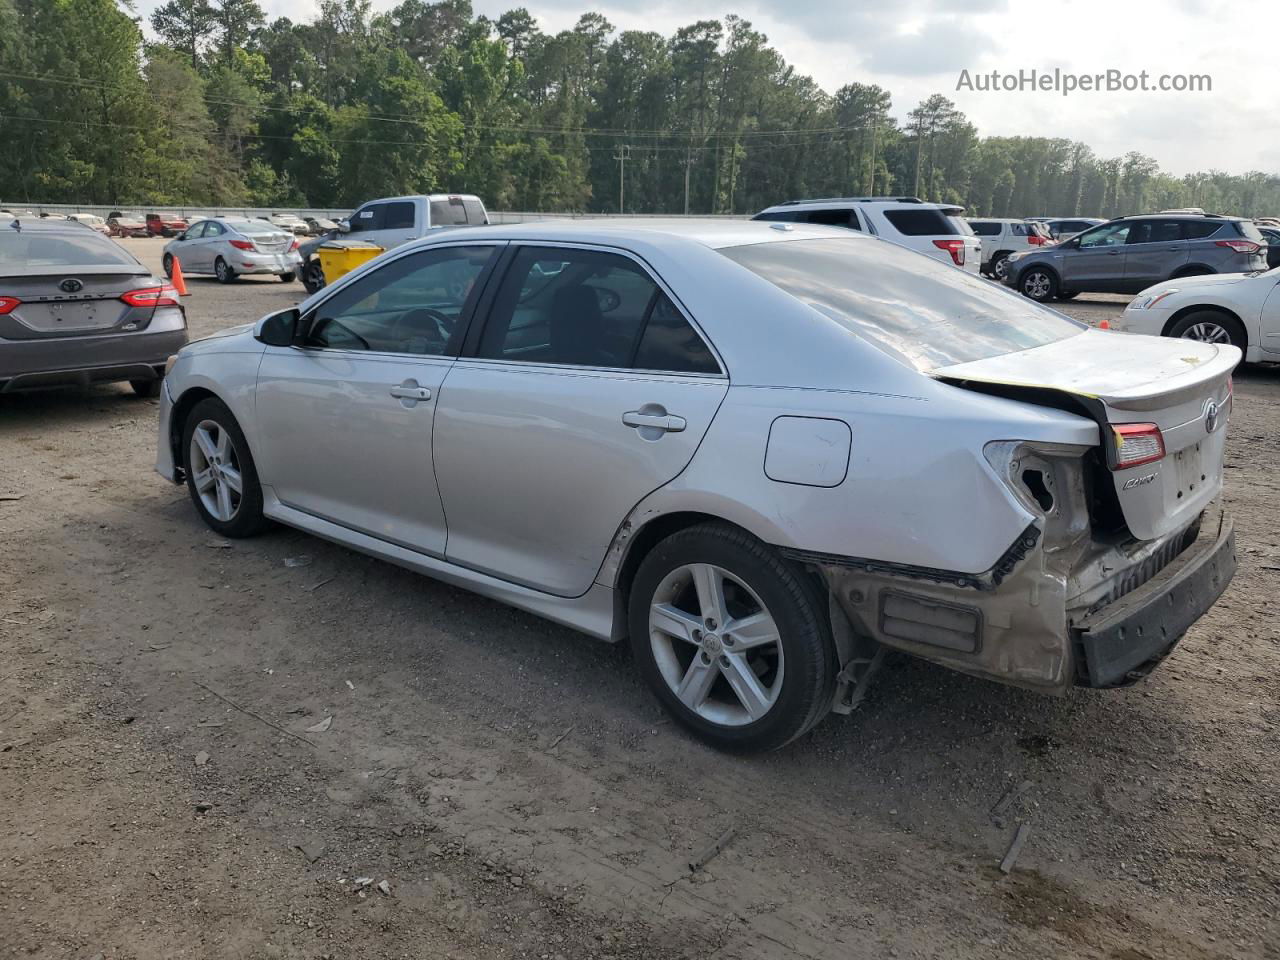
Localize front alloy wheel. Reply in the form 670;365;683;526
992;255;1011;282
1021;268;1057;302
181;397;270;538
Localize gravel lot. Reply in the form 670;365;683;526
2;237;1277;959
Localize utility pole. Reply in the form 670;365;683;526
612;144;632;215
680;147;701;215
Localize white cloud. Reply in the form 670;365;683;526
134;0;1273;176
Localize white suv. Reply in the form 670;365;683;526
967;218;1053;281
753;197;981;274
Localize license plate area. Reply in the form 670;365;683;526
18;300;114;332
1172;442;1207;498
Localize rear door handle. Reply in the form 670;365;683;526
623;411;686;432
390;384;432;401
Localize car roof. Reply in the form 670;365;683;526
759;197;957;213
415;217;875;251
5;216;106;234
1115;213;1239;222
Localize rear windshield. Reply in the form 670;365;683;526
720;238;1084;372
968;220;1001;236
430;198;470;226
0;229;141;270
1235;220;1265;242
232;220;286;236
884;208;964;236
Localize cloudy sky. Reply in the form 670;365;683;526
137;0;1273;176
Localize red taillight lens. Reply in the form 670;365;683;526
229;239;255;251
1216;239;1261;254
1112;423;1166;470
0;295;20;315
121;284;180;308
933;238;966;266
1027;234;1047;245
290;239;300;251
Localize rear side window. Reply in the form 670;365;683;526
720;238;1083;373
430;198;469;226
754;211;800;222
383;202;416;229
801;209;859;230
1010;223;1032;236
633;295;719;374
204;222;226;237
1234;220;1265;243
0;230;140;269
1181;221;1223;239
884;208;962;236
478;246;717;373
1126;220;1183;244
969;221;1002;236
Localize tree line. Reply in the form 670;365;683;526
2;0;1278;218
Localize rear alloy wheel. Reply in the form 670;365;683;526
182;397;269;538
301;259;326;294
1168;310;1247;352
1020;267;1058;302
214;256;236;284
991;254;1011;282
629;523;837;751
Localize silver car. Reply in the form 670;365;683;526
162;218;302;284
155;220;1237;751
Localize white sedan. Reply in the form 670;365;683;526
1114;268;1280;362
155;220;1238;751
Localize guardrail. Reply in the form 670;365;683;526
0;203;751;222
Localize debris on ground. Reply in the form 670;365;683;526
284;555;313;568
991;779;1033;818
377;879;392;896
194;801;213;813
546;725;574;751
307;577;334;592
305;715;333;733
689;826;738;873
194;750;209;767
345;680;355;691
1000;822;1032;874
296;840;326;864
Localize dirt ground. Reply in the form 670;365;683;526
2;237;1277;960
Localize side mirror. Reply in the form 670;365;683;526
338;220;351;233
255;308;300;347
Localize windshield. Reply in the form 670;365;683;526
720;237;1084;372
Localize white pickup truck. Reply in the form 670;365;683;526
300;194;489;292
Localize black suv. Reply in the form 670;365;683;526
1002;214;1269;302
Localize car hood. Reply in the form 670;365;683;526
183;322;257;354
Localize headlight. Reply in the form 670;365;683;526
164;354;180;376
1128;288;1179;310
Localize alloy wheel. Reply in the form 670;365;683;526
648;562;785;727
189;419;243;522
1024;272;1051;299
1180;321;1231;344
993;256;1009;281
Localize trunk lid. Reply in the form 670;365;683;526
0;271;151;338
933;329;1236;541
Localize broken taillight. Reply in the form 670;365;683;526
1112;423;1165;470
932;238;966;266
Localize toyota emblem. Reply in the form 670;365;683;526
1204;399;1219;434
59;278;83;293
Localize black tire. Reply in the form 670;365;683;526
162;253;174;279
130;378;160;398
279;271;297;283
1019;267;1058;302
214;256;236;284
628;522;837;752
1172;267;1213;280
181;397;270;538
1055;290;1078;300
1167;310;1247;352
301;259;326;294
990;253;1012;282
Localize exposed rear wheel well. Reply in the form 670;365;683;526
168;386;219;477
1170;264;1214;279
612;512;803;641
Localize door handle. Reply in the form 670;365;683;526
623;411;686;432
389;384;432;401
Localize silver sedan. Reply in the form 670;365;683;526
162;218;302;283
155;220;1237;750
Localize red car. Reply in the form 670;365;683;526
107;214;149;238
146;213;189;238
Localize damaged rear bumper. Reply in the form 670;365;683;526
803;507;1235;696
1072;514;1235;687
